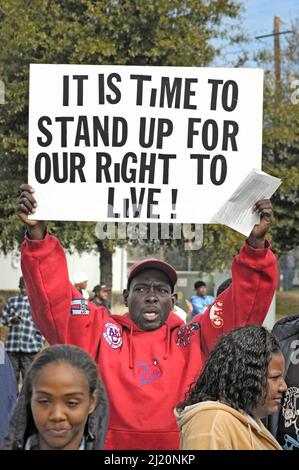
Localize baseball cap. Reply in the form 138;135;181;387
93;284;111;293
127;258;178;291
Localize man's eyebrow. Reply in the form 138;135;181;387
133;282;171;290
34;390;85;396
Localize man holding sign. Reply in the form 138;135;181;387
17;185;278;450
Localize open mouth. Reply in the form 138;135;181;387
143;312;159;321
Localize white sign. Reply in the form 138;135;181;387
28;64;264;225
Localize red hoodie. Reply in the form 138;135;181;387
21;234;278;450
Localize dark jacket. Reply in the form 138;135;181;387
266;314;299;438
0;347;18;446
1;377;109;450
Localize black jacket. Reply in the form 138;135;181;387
1;378;109;450
266;313;299;439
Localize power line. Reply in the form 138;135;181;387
255;30;293;40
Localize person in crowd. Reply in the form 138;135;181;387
175;325;287;450
266;313;299;450
0;343;18;446
73;271;89;300
0;297;6;343
1;344;109;450
172;293;187;323
0;296;4;319
91;284;111;313
279;254;296;291
184;299;193;321
190;281;215;317
2;277;44;386
17;184;278;450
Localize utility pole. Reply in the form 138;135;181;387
274;16;281;102
255;17;292;104
159;245;165;260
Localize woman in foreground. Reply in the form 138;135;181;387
2;344;108;450
175;325;287;450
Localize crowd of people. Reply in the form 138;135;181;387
0;184;298;451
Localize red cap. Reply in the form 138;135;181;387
127;258;177;290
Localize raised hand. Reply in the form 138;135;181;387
248;199;273;248
16;184;46;239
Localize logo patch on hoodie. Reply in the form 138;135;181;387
103;322;122;349
176;323;200;347
136;360;162;385
209;299;224;328
70;298;90;315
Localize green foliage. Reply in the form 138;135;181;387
0;0;241;268
125;223;244;273
189;225;244;272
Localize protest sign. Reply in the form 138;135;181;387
28;64;264;225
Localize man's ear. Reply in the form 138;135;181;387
123;289;129;307
171;294;175;308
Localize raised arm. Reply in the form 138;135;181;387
194;199;279;359
17;184;105;357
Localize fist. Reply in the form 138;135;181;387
16;184;39;227
248;199;274;248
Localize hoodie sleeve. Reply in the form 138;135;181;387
21;233;105;358
193;240;278;360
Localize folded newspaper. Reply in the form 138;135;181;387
210;168;281;236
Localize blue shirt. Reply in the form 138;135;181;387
190;294;215;317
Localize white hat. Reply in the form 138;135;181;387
73;270;88;284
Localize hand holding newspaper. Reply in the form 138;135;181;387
210;169;281;236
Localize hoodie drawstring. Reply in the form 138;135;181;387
129;324;134;369
127;321;171;367
163;323;170;360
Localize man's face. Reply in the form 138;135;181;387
124;269;174;331
20;286;27;296
76;281;87;290
98;289;109;301
253;352;287;419
196;286;206;297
